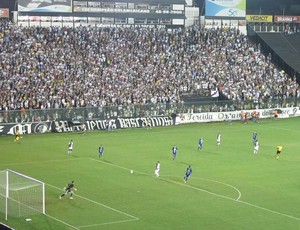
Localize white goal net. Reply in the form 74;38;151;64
0;169;45;220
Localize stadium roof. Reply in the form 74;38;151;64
195;0;300;15
87;0;186;3
1;0;300;14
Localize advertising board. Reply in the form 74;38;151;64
205;0;246;17
18;0;72;12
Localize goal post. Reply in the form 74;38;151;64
0;169;45;220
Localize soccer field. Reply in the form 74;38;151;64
0;117;300;230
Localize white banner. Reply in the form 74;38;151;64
18;0;72;13
210;89;219;98
176;107;300;124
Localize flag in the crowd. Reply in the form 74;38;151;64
211;89;219;98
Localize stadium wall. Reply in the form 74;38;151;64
16;0;190;28
0;116;175;135
0;107;299;135
175;107;300;125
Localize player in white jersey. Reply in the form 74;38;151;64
217;132;221;146
68;140;73;154
253;140;259;154
154;161;160;177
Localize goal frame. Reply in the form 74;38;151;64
3;169;45;220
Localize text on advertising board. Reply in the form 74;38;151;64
246;15;273;22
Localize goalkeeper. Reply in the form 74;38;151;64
59;181;77;199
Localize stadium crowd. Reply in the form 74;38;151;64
0;18;299;114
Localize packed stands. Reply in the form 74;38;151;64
0;18;299;114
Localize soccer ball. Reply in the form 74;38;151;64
130;170;133;174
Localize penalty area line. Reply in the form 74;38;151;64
47;183;139;222
45;213;80;230
77;218;139;229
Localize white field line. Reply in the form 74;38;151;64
158;176;300;222
45;213;80;230
193;177;242;200
3;158;300;223
47;183;139;220
0;194;79;230
158;177;241;202
89;158;241;200
0;159;139;229
90;158;300;222
77;218;139;229
88;158;149;176
162;176;300;221
237;200;300;221
162;175;241;201
0;158;139;220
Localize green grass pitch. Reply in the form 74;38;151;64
0;117;300;230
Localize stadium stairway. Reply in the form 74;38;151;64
256;32;300;78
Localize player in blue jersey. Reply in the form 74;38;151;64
172;145;178;160
252;132;257;144
98;145;104;158
198;137;203;150
183;165;192;183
